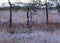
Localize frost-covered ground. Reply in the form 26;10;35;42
0;29;60;43
0;9;60;23
0;9;60;43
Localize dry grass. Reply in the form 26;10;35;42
0;22;60;43
0;22;60;33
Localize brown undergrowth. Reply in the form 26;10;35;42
0;22;60;33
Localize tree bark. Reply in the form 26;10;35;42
27;7;32;33
8;1;12;27
57;3;60;12
27;7;29;28
46;3;48;24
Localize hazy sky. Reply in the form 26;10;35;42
0;0;17;3
0;0;32;3
0;0;52;4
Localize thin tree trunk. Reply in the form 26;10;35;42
9;5;12;27
57;3;60;12
46;2;48;24
8;1;12;27
27;7;29;28
27;7;32;33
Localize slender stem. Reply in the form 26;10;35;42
46;0;48;24
8;0;12;27
27;7;29;28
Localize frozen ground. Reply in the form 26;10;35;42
0;9;60;23
0;9;60;43
0;29;60;43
